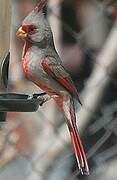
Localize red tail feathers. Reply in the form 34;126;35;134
53;95;89;175
69;100;89;175
69;123;89;175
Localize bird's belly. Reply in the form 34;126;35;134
22;58;65;95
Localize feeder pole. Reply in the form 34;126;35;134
0;0;11;123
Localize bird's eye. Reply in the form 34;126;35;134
30;27;35;32
29;25;37;34
22;24;37;34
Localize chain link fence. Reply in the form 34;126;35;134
0;0;117;179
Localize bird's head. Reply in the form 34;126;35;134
16;0;52;44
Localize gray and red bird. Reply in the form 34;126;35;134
16;0;89;175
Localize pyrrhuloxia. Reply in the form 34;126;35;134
16;0;89;174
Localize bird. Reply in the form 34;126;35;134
16;0;89;175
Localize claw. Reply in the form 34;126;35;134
33;92;46;98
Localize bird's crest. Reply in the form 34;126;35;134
34;0;47;12
22;0;47;26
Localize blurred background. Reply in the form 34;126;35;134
0;0;117;179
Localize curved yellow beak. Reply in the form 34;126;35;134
16;27;28;39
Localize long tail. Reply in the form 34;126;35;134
54;95;89;175
68;99;89;175
69;124;89;174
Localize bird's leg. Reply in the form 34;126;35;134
33;93;60;106
41;94;59;105
28;93;51;106
39;94;51;106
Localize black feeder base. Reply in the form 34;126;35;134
0;93;46;112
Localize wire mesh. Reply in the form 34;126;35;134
0;0;117;180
